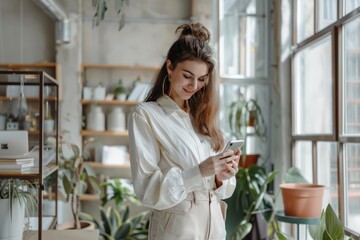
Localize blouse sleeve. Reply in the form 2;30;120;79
128;108;205;210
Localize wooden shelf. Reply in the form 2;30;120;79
81;130;128;137
81;64;160;71
87;162;130;169
81;100;140;106
0;63;58;69
79;194;100;201
0;96;57;101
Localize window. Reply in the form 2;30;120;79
292;0;360;237
218;0;267;78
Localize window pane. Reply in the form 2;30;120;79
296;0;315;43
293;34;334;135
318;0;337;31
294;141;313;182
343;17;360;135
317;142;339;212
219;0;266;78
219;83;269;157
344;0;360;15
344;144;360;232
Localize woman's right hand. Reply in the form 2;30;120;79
198;150;238;177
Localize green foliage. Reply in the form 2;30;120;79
100;179;140;207
58;138;101;229
81;206;148;240
80;179;149;239
231;165;278;239
228;93;266;141
277;204;353;240
283;167;308;184
114;84;127;95
92;0;126;30
0;179;38;219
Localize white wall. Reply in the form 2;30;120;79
0;0;55;63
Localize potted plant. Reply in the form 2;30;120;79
80;179;149;240
0;179;37;240
57;137;101;230
228;165;278;240
280;167;325;218
227;93;266;167
114;80;127;101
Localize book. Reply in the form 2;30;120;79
0;161;34;169
0;157;35;163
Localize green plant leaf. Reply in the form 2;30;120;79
114;222;131;239
284;167;308;183
231;223;252;240
101;207;112;234
275;231;289;240
324;204;344;239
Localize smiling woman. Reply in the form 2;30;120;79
127;22;242;240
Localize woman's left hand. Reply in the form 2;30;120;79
216;149;241;181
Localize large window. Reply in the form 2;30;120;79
292;1;360;237
218;0;267;78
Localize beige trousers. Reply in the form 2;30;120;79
148;190;227;240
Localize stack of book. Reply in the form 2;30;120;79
0;156;34;173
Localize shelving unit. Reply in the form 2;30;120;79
0;70;59;240
79;64;159;204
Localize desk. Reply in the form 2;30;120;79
275;211;320;240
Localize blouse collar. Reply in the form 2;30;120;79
157;95;190;115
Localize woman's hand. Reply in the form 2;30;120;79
199;149;241;178
215;149;241;182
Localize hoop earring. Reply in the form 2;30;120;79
162;75;169;96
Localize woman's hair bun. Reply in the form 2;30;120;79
176;22;211;43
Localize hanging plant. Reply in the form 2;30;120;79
92;0;127;30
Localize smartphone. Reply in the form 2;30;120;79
223;140;244;153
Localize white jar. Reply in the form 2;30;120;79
93;84;106;100
107;107;126;131
86;106;105;131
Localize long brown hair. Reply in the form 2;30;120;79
145;23;224;151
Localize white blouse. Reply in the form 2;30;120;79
128;95;236;210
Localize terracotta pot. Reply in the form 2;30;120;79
280;183;325;218
56;220;95;230
239;154;260;168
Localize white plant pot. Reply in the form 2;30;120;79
0;199;25;240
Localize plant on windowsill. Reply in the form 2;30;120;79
80;179;149;240
57;137;101;230
227;93;266;168
0;179;38;240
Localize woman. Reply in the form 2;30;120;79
128;22;241;240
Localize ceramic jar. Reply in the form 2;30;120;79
86;106;105;131
93;84;106;100
107;107;126;131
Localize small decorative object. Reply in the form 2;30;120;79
93;84;106;100
6;113;18;130
86;105;105;131
114;79;127;100
102;145;127;165
107;107;126;131
44;102;54;133
82;86;93;100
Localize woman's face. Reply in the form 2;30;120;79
166;60;209;108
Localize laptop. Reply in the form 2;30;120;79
0;130;29;156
